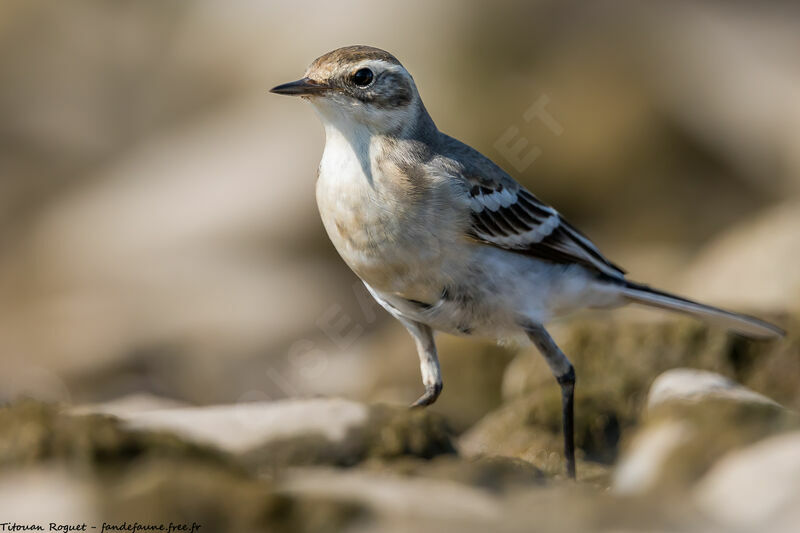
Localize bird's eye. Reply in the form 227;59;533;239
351;68;374;87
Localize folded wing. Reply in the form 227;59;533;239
465;178;626;280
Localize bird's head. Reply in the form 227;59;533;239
271;45;428;137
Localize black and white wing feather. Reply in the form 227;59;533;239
465;179;626;280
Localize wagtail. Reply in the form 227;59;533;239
271;45;784;478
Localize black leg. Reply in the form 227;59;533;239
557;366;576;479
525;323;577;479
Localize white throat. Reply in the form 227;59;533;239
313;99;377;187
311;94;424;190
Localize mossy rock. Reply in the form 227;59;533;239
459;385;617;482
0;401;369;533
243;403;456;470
101;459;367;533
0;400;233;471
360;454;546;493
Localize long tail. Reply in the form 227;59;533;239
620;281;785;339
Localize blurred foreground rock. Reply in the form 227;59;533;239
0;468;97;525
0;399;712;533
614;368;797;493
694;431;800;533
0;401;366;533
84;398;456;470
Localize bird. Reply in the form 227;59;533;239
270;45;784;479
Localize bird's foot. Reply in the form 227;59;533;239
410;382;442;408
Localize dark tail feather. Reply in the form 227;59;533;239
620;281;785;339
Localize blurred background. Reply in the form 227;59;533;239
1;0;799;417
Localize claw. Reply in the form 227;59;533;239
410;382;442;408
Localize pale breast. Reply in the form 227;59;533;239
315;136;461;303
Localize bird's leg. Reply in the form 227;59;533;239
557;367;576;479
399;319;442;407
524;323;577;479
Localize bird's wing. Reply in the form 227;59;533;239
463;174;626;280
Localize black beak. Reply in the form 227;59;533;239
269;77;331;96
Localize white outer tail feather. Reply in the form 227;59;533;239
621;282;785;339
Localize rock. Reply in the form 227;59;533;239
103;459;366;533
277;465;713;533
95;398;455;468
459;387;616;482
70;392;190;416
0;400;724;533
0;467;98;524
612;370;798;493
647;368;780;410
0;400;370;533
360;455;546;493
112;398;369;454
612;420;694;494
278;467;502;525
694;431;800;533
0;400;232;470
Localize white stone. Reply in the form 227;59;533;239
71;392;190;416
278;467;501;522
0;468;97;523
612;420;693;495
86;398;369;454
694;431;800;533
647;368;780;411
